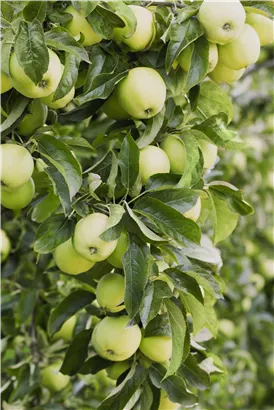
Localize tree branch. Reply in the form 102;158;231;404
141;1;186;9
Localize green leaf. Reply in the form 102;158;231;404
31;193;60;223
107;152;118;199
87;9;114;40
14;20;49;84
146;174;182;191
147;188;200;215
44;166;71;215
47;290;95;337
135;381;154;410
137;107;166;149
23;1;47;22
53;53;80;102
145;314;171;338
194;113;236;147
18;289;37;323
180;292;207;335
177;354;210;390
71;1;98;16
103;1;137;37
60;329;93;375
166;268;203;303
118;133;139;190
97;3;126;27
0;93;29;136
185;36;209;92
100;204;124;241
79;356;112;375
177;131;203;187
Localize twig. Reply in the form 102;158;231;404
241;59;274;80
141;1;186;9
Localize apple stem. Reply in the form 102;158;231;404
222;23;231;31
89;247;98;255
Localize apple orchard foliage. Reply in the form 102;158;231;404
1;1;273;409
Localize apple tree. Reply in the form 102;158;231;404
1;1;273;409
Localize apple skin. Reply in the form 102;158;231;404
198;0;246;45
139;335;172;363
1;229;11;263
96;273;125;312
107;231;129;268
160;135;186;174
10;48;63;99
183;197;201;222
17;100;48;137
246;12;274;46
198;139;218;169
40;86;75;109
218;24;260;70
116;67;166;119
1;178;35;210
102;91;130;120
139;145;170;185
1;70;12;94
53;238;94;275
53;315;77;342
73;213;118;262
159;391;180;410
41;361;70;392
64;5;102;46
106;361;131;380
113;5;155;52
92;315;142;361
0;144;34;188
209;62;245;84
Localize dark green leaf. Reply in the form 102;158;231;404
177;354;210;390
166;268;204;303
147;188;200;215
18;289;37;323
185;36;209;91
23;1;47;22
31;193;60;223
0;94;29;136
60;329;93;375
44;166;71;216
118;133;139;190
79;356;112;375
137;107;165;149
53;53;80;102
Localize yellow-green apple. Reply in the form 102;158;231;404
209;62;245;83
139;335;172;363
198;0;246;45
10;49;63;98
139;145;170;184
106;361;131;380
159;391;181;410
0;144;34;188
246;10;274;46
173;95;188;108
17;100;48;137
40;86;75;109
113;5;155;51
1;70;12;94
96;273;125;312
36;158;48;172
1;178;35;210
102;90;130;120
107;231;129;268
198;139;218;169
41;360;70;392
64;5;102;46
53;238;94;275
73;213;118;262
53;315;77;342
1;229;11;263
161;135;185;174
92;315;142;361
183;197;201;221
116;67;166;119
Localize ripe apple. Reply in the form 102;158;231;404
139;145;170;185
53;238;94;275
53;315;77;342
17;100;48;137
246;11;274;46
198;139;218;169
218;24;260;70
209;62;245;83
159;391;180;410
116;67;166;119
183;197;201;222
160;135;185;174
41;360;70;392
113;5;155;52
36;158;48;172
10;48;63;99
64;5;102;46
73;213;118;262
1;229;11;263
1;70;12;94
96;273;125;312
92;315;142;361
40;86;75;109
139;335;172;363
106;361;131;380
102;91;130;120
107;231;129;268
0;144;34;188
1;178;35;210
208;43;219;73
198;0;246;45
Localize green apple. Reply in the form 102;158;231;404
107;231;129;268
0;144;34;188
155;260;169;272
17;100;48;137
209;62;245;83
246;11;274;46
1;178;35;210
1;70;12;94
102;90;130;120
53;315;77;342
198;139;218;169
36;158;48;172
41;360;70;392
173;94;188;108
160;135;185;174
64;5;102;46
53;238;94;275
208;43;219;73
139;335;172;363
139;145;170;185
116;67;166;119
92;315;142;361
218;24;260;70
178;42;218;73
159;391;180;410
73;213;118;262
198;0;246;45
10;48;63;98
219;319;236;338
96;273;125;312
1;229;11;263
40;86;75;109
184;197;201;222
113;5;155;52
106;361;131;380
